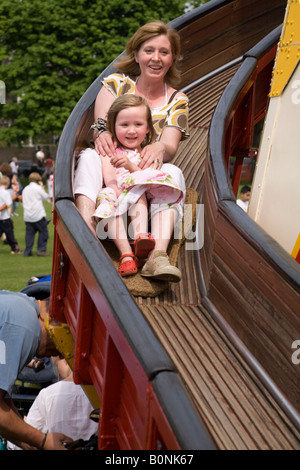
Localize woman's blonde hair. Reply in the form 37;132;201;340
115;21;182;88
107;94;156;148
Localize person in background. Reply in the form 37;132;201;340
22;172;50;257
43;157;54;179
46;161;55;203
9;157;22;215
0;175;23;254
25;359;98;443
9;157;18;176
0;291;73;450
0;161;22;216
236;185;251;213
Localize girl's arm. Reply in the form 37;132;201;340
101;154;122;197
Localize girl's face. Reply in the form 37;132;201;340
115;105;149;150
135;34;173;81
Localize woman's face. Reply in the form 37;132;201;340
135;34;173;81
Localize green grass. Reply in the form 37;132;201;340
0;201;54;292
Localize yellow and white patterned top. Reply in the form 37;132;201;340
102;73;189;140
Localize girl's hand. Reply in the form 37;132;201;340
109;149;137;173
110;150;128;169
139;142;165;169
94;131;117;158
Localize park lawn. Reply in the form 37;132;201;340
0;201;54;292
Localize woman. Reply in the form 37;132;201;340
74;21;189;279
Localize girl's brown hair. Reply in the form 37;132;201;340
107;94;156;148
115;21;182;88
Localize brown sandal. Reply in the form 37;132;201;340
118;253;138;277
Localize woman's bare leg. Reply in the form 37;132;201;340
75;194;97;235
148;207;177;257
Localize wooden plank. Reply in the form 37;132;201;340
207;213;300;411
140;303;300;449
179;0;286;87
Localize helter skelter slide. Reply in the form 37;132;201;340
40;0;300;450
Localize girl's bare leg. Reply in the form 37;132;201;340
107;215;132;262
105;194;149;264
128;193;148;240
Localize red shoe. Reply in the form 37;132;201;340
134;233;155;259
118;253;138;277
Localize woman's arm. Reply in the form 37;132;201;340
93;87;117;157
139;93;189;169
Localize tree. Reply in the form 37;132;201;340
0;0;196;145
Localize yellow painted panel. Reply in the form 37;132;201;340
270;0;300;96
45;314;100;408
291;233;300;259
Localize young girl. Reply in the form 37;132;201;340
93;94;185;282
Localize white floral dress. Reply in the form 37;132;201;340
93;148;185;221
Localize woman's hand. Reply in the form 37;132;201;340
139;142;165;170
94;131;117;158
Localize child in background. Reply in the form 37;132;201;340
22;172;50;257
25;359;98;443
236;185;251;213
0;175;22;254
93;94;185;282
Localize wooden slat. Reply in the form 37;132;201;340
140;302;300;449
